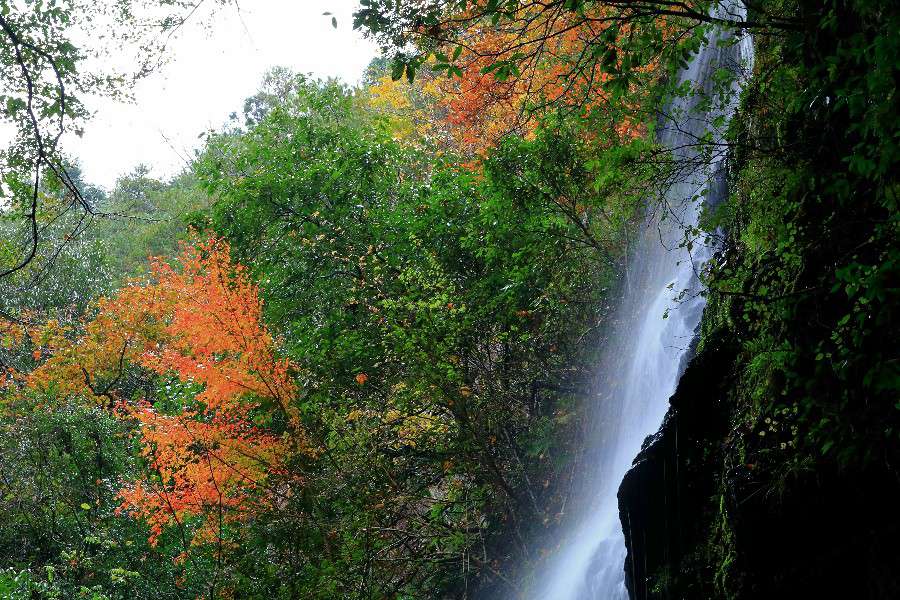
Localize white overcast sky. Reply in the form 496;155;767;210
67;0;376;189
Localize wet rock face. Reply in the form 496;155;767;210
617;329;900;600
617;332;735;600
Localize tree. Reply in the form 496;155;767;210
93;169;209;281
353;0;792;154
0;398;194;599
22;237;308;572
0;0;228;279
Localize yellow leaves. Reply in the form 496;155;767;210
362;71;457;150
365;74;437;144
382;403;452;451
368;74;415;113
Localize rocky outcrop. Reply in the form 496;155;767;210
617;331;735;600
617;328;900;600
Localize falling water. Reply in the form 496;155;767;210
530;4;754;599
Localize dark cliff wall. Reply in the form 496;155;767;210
618;2;900;598
619;329;900;599
618;332;735;600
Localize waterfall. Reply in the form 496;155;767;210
529;4;755;599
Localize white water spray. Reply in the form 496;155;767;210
531;4;754;599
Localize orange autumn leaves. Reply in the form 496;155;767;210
442;26;614;151
138;241;299;420
443;6;657;153
23;238;307;548
374;3;666;156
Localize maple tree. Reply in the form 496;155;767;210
354;0;795;157
436;11;644;153
23;238;307;552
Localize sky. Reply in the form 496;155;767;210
67;0;377;189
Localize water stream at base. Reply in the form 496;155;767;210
529;4;754;599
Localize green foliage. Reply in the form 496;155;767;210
193;75;633;596
0;164;206;322
703;0;899;473
0;165;116;317
0;396;196;599
92;168;208;281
